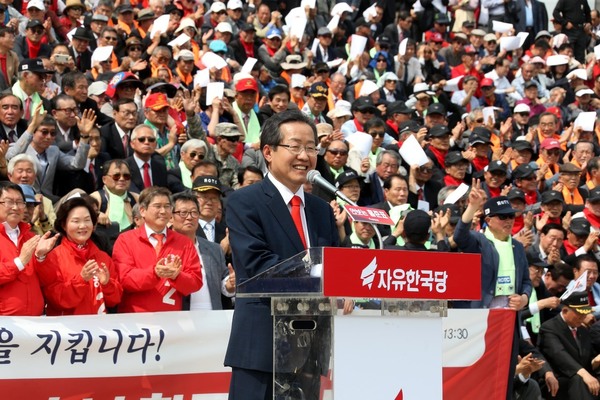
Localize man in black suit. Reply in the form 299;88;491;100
313;27;338;63
539;291;600;399
371;174;410;238
125;124;169;194
68;27;94;73
0;93;27;143
101;98;137;160
224;110;339;400
51;94;81;154
359;150;401;206
407;158;442;211
191;176;227;245
62;71;114;127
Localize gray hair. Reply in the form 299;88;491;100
438;185;459;205
181;139;207;153
376;150;401;166
8;154;37;175
131;124;157;141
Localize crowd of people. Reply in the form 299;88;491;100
5;0;600;398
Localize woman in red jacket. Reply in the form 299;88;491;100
35;197;122;315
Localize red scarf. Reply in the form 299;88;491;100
386;119;399;134
444;175;464;186
241;41;254;58
26;38;41;59
524;190;538;205
562;239;578;255
0;53;7;84
472;156;489;172
488;186;502;198
265;44;277;57
584;207;600;229
429;146;447;169
353;119;364;133
512;215;524;235
540;212;561;226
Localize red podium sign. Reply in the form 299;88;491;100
322;248;481;300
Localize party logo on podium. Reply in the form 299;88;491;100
360;257;377;289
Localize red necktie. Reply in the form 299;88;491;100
89;161;96;188
143;162;152;188
417;188;424;201
290;195;307;249
151;233;164;255
122;133;129;157
572;328;578;340
24;97;31;120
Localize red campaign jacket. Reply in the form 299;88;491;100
0;222;44;316
113;226;202;312
35;239;123;316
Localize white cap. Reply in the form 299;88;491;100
530;56;545;65
513;103;530;113
327;100;352;119
291;73;307;88
210;1;227;13
88;81;108;97
576;87;594;96
227;0;243;9
175;17;197;33
216;22;233;34
546;54;569;66
177;49;195;61
359;80;379;97
568;68;587;81
27;0;45;11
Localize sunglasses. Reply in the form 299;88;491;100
104;36;118;42
137;136;156;143
129;46;142;51
223;136;240;142
545;149;560;155
369;131;385;138
494;214;515;220
376;59;387;62
109;173;131;181
30;28;44;34
39;129;56;136
327;149;348;156
188;151;205;159
516;112;530;117
419;166;434;173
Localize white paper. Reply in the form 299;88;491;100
241;57;257;74
432;0;447;13
285;7;305;26
492;20;513;33
201;52;228;70
594;44;600;61
575;111;596;132
168;33;191;48
444;183;470;205
346;132;372;159
399;134;429;166
482;106;496;125
362;4;377;20
206;82;224;106
500;36;520;51
327;14;340;32
289;17;307;40
300;0;316;8
349;34;368;60
91;45;112;64
330;2;352;16
417;200;430;212
326;58;344;68
310;38;319;55
291;73;306;88
399;38;408;56
67;27;76;43
150;14;170;39
194;68;210;88
444;75;464;92
517;32;529;47
388;203;412;225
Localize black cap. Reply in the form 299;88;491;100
165;4;184;17
308;82;328;98
388;101;412;115
472;126;491;140
561;291;592;314
512;141;533;152
570;218;591;236
18;58;52;73
429;124;450;138
434;13;450;24
352;96;377;112
26;19;44;29
314;62;329;73
589;186;600;202
399;120;420;134
72;27;94;41
469;134;491;146
486;160;507;174
427;103;446;116
403;210;431;238
435;204;460;225
445;150;467;166
507;188;526;201
512;164;535;180
541;190;564;205
462;20;475;28
527;251;549;268
335;170;361;188
192;176;222;193
524;81;538;89
239;21;256;31
484;196;517;216
118;4;134;13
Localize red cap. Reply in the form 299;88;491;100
540;138;560;150
464;45;476;54
235;78;258;92
430;32;443;43
480;78;494;87
546;106;562;120
145;93;169;110
105;71;144;99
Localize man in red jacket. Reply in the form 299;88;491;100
113;186;202;312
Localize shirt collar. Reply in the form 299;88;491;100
267;172;305;206
144;223;167;239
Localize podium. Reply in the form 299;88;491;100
237;247;481;399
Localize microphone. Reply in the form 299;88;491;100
307;170;356;206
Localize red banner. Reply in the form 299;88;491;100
322;248;481;300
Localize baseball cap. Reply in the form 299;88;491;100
215;122;241;137
429;32;444;43
429;124;450;137
227;0;243;9
216;22;233;34
576;86;594;96
463;45;477;54
26;19;44;29
527;251;549;268
484;196;517;216
266;27;282;39
570;218;591;236
535;30;551;40
27;0;45;10
388;101;412;115
480;78;494;87
427;103;446;116
308;82;328;98
18;58;52;73
399;120;421;135
136;9;156;21
210;2;227;13
560;162;582;173
484;33;497;42
588;186;600;203
435;204;460;225
335;170;362;188
512;164;535;180
88;81;108;97
192;176;222;193
317;26;332;36
486;160;507;174
105;72;145;99
507;188;526;202
352;97;377;113
469;134;491;146
209;39;228;53
471;29;486;37
445;151;467;166
541;190;564;205
514;103;531;114
145;93;169;110
177;49;195;61
18;184;39;205
235;77;258;92
540;138;561;150
512;140;533;152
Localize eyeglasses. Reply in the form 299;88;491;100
137;136;156;143
70;7;84;12
129;46;142;52
487;41;497;45
119;110;137;117
222;136;240;142
326;149;348;157
38;129;57;136
148;203;173;211
494;214;515;220
188;151;205;159
173;210;200;218
419;166;434;173
109;173;131;181
55;107;78;114
30;28;44;34
279;143;319;156
369;131;385;138
103;36;118;42
376;59;387;63
0;199;26;209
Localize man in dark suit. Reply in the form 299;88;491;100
170;191;235;310
224;110;339;400
371;174;410;238
191;176;227;245
68;27;94;73
407;159;442;211
51;94;81;154
101;98;137;159
539;291;600;399
62;71;114;127
0;93;28;143
125;125;169;194
313;27;338;63
359;150;402;206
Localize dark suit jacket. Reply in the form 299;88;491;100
224;177;339;372
229;38;261;66
166;167;187;194
54;125;81;153
311;154;357;203
359;171;385;206
515;0;548;33
125;154;169;194
539;314;597;379
101;122;132;160
14;36;53;60
54;152;110;196
79;97;113;127
371;200;392;237
313;45;338;63
0;119;27;143
407;179;442;211
68;47;92;72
